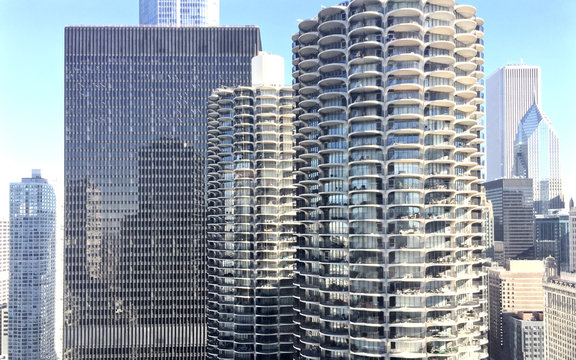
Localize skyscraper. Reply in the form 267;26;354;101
513;103;563;213
9;170;57;360
64;26;260;359
291;2;488;358
486;64;541;180
569;204;576;272
483;179;535;260
535;213;569;271
139;0;219;26
207;53;296;360
0;219;8;359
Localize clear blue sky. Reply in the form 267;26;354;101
1;0;575;218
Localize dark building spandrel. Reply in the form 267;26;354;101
64;26;260;360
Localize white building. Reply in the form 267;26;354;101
486;64;541;181
9;170;56;360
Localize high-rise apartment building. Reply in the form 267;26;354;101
207;53;296;360
0;220;8;359
291;1;488;358
486;65;541;181
513;103;563;213
543;271;576;360
9;170;57;360
570;205;576;272
535;213;569;271
139;0;219;26
487;260;546;360
64;26;260;359
483;179;535;260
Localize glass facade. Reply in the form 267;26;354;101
64;26;260;359
513;103;564;214
535;214;569;271
483;179;535;261
291;1;488;359
9;170;57;360
139;0;220;26
206;86;296;359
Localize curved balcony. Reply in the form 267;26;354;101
349;34;384;54
318;7;347;33
386;1;423;17
386;31;424;49
387;15;424;33
454;30;476;45
387;46;423;62
454;46;477;60
349;16;384;38
425;76;455;93
425;16;455;36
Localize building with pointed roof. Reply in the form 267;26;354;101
513;103;563;213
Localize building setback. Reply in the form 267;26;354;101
291;1;489;358
64;26;260;360
483;178;535;261
139;0;220;26
486;65;541;181
9;170;57;360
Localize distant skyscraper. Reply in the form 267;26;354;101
513;103;563;213
484;178;535;260
543;270;576;360
0;220;8;359
488;260;546;360
9;170;56;360
535;213;569;271
487;65;541;181
139;0;219;26
291;2;488;358
207;53;296;360
570;205;576;272
64;26;260;359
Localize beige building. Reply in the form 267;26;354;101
543;271;576;360
488;260;546;360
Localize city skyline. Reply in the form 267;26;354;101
0;1;574;359
1;0;576;218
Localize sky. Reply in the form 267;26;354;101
1;0;576;220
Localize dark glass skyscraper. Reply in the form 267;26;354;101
483;179;535;260
64;26;260;360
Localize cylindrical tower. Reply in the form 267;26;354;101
207;85;297;360
292;1;488;359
